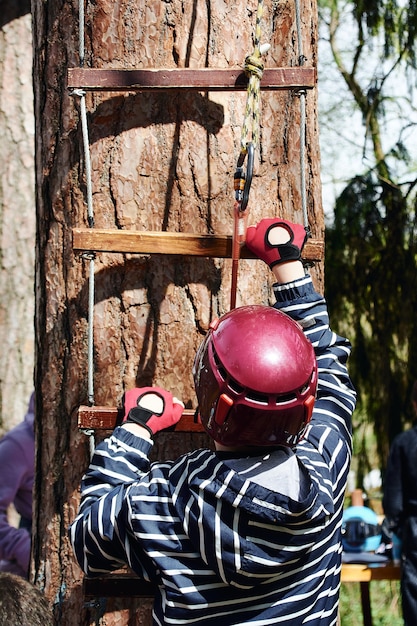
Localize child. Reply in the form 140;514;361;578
69;218;356;625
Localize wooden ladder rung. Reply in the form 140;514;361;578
67;67;316;92
78;406;204;432
83;562;401;598
73;229;324;262
83;563;402;599
84;573;156;598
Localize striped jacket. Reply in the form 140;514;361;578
69;275;356;625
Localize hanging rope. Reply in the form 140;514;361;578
240;1;267;155
230;0;269;309
70;0;97;454
78;0;85;68
70;89;96;407
75;0;96;409
294;0;310;233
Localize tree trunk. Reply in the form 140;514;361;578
31;0;323;624
0;0;34;431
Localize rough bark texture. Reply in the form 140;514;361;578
32;0;324;624
0;0;34;432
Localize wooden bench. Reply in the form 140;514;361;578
341;562;401;626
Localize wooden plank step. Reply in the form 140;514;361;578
84;573;155;598
83;563;401;599
78;406;203;432
73;229;324;262
68;67;316;92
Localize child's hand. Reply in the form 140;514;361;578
246;218;309;268
123;387;184;435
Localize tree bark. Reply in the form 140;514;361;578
32;0;323;624
0;0;34;431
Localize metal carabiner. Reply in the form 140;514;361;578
234;142;254;212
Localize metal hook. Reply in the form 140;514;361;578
234;142;254;212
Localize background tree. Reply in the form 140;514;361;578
0;0;35;430
319;0;417;477
31;0;323;624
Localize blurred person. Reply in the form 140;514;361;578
0;392;34;578
383;381;417;625
69;218;356;625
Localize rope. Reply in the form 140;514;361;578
76;92;94;229
86;252;95;405
75;0;96;408
78;0;85;67
230;1;269;309
72;0;96;455
68;89;96;408
294;0;309;232
239;1;268;155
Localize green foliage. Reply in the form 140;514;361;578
325;171;417;461
320;0;417;467
349;0;417;64
318;0;417;622
339;580;402;625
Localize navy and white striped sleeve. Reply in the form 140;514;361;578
69;428;154;577
273;274;356;445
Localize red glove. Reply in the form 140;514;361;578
246;218;309;268
123;387;184;435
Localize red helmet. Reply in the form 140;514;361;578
192;305;317;447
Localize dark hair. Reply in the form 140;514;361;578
412;381;417;405
0;573;53;626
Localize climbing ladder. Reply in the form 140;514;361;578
67;1;324;606
69;68;322;432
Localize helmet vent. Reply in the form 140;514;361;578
299;376;314;395
212;347;227;381
217;365;227;381
276;393;297;405
245;391;269;405
228;378;245;394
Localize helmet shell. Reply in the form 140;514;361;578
342;506;382;552
193;305;317;447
